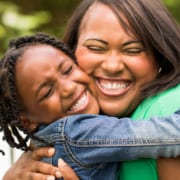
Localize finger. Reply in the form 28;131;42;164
23;149;62;178
31;147;55;160
31;161;62;178
58;159;79;180
22;172;56;180
2;151;61;180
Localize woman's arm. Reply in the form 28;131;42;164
3;147;62;180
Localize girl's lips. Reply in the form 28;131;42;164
67;91;89;114
95;78;131;96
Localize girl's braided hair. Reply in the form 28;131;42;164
0;32;76;152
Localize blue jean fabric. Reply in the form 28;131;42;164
34;110;180;180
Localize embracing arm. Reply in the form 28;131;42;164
5;110;180;180
61;110;180;164
2;148;62;180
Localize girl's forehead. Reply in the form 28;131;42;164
16;45;72;76
22;45;69;61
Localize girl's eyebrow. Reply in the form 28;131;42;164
35;81;49;99
83;38;108;45
35;59;66;99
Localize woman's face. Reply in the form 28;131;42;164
75;3;158;117
15;45;99;126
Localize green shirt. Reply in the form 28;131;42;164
118;84;180;180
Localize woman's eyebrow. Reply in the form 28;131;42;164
122;40;143;47
84;38;108;45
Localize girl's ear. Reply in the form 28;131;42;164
20;114;38;132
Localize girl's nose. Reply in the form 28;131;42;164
101;53;125;74
61;80;77;98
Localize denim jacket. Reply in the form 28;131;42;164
34;110;180;180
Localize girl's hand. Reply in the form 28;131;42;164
3;147;62;180
58;159;80;180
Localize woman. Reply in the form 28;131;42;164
3;0;180;179
64;0;180;179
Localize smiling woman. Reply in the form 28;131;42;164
62;0;180;179
75;2;159;117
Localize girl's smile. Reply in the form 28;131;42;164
15;44;99;125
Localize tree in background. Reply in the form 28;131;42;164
0;0;179;56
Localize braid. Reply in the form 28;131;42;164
0;32;75;151
10;32;76;62
0;54;30;151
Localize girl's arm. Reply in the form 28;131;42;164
2;147;62;180
4;110;180;179
62;110;180;163
35;110;180;165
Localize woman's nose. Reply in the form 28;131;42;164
61;80;77;98
101;53;125;74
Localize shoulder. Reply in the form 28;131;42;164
132;84;180;119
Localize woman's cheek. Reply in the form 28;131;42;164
76;47;102;75
76;50;93;73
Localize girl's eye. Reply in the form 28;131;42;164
43;88;52;98
62;64;73;75
39;87;53;102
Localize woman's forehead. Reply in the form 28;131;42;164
79;2;134;36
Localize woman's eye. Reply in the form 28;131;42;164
86;45;107;52
124;48;144;55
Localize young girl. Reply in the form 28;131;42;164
1;33;180;180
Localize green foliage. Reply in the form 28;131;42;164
163;0;180;23
0;0;179;57
0;0;81;56
0;1;51;56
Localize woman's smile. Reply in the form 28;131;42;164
95;78;131;96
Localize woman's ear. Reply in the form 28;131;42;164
20;114;38;132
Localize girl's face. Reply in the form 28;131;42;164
15;45;99;125
75;3;158;117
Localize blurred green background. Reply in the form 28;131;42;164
0;0;179;56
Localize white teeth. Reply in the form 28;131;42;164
70;93;87;111
100;82;128;90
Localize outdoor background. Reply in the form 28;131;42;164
0;0;180;179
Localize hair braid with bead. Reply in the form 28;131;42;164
0;33;76;152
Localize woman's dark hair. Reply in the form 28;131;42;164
63;0;180;98
0;33;76;151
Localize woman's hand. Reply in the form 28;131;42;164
58;159;79;180
3;147;62;180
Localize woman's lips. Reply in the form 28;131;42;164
96;78;131;96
